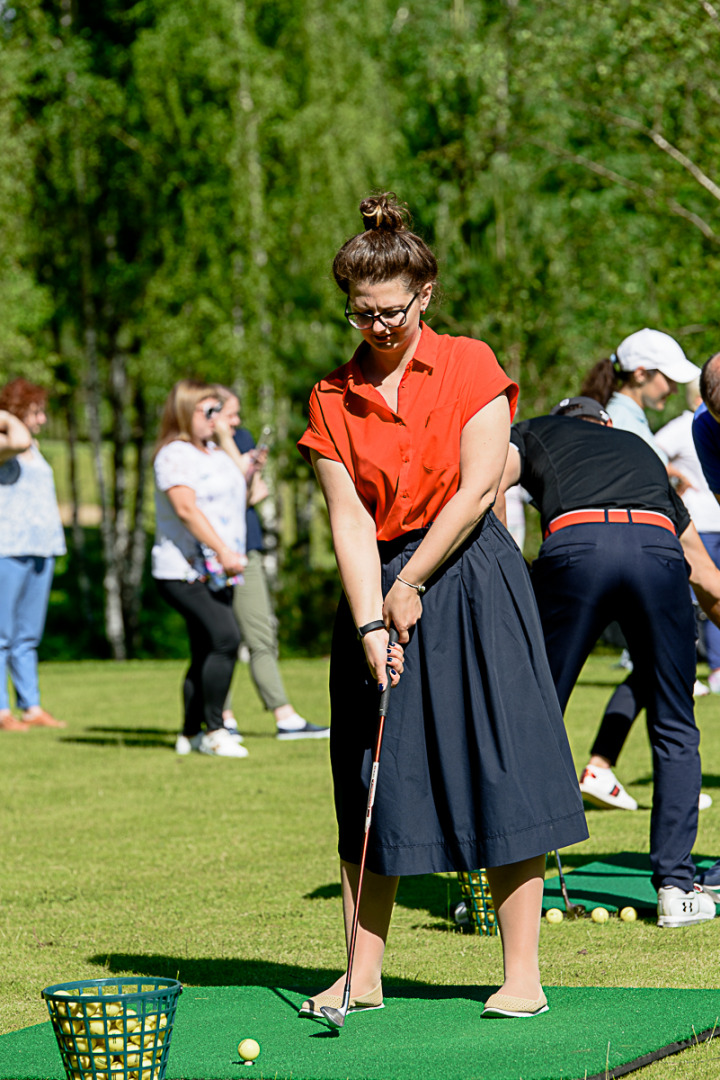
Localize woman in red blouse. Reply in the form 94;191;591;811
298;194;587;1020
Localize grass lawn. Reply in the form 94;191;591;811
2;652;720;1079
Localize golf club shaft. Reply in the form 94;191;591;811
343;627;399;1002
554;849;576;912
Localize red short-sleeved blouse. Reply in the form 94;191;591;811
297;323;518;541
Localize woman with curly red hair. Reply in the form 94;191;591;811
0;378;66;730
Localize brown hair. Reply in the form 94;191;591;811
0;378;47;420
700;353;720;415
332;192;438;294
153;379;218;460
580;357;634;407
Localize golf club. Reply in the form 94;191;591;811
553;849;586;919
321;627;399;1030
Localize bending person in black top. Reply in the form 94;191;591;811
498;396;720;928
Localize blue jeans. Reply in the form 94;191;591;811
531;523;700;891
0;556;55;711
699;532;720;670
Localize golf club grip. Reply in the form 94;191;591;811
378;627;399;716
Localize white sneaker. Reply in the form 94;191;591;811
198;728;249;758
657;884;716;927
708;669;720;694
699;792;713;811
175;733;202;755
579;765;638;811
275;713;330;740
694;679;710;697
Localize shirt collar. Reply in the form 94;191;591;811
412;321;437;370
347;321;437;392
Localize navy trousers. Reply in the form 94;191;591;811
531;522;700;891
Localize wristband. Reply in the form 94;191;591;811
396;575;426;596
357;620;386;639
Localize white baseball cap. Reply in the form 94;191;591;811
613;328;701;384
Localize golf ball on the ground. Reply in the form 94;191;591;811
238;1038;260;1062
619;906;637;922
591;906;609;923
545;908;564;923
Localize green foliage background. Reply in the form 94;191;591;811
1;0;719;656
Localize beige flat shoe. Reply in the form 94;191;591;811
299;982;384;1018
482;990;548;1018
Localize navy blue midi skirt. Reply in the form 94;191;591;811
329;511;588;876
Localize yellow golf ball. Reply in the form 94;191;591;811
591;906;609;923
238;1038;260;1062
619;906;637;922
545;907;564;923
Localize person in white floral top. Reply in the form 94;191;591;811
152;379;248;759
0;378;67;731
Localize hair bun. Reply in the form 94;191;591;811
360;192;410;233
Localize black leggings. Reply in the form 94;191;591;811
156;579;241;736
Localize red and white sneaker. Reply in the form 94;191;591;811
579;765;638;811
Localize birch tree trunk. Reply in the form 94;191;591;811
109;350;132;634
72;141;126;660
61;387;94;629
124;383;151;653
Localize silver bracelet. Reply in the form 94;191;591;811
396;575;426;596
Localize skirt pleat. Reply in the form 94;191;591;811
329;511;588;875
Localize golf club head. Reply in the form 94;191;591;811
567;904;586;919
320;1004;346;1029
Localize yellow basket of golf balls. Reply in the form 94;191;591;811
456;870;498;936
42;977;182;1080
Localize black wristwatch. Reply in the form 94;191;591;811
357;620;386;639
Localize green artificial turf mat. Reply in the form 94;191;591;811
542;853;718;915
3;984;720;1080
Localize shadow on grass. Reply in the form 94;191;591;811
549;850;650;871
59;733;175;749
60;727;290;748
631;772;720;790
85;953;494;1001
552;850;719;873
305;874;459;923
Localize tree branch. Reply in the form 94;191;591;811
602;112;720;204
531;139;719;243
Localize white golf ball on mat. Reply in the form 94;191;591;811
238;1038;260;1062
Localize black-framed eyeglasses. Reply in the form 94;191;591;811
345;291;420;330
203;403;222;420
